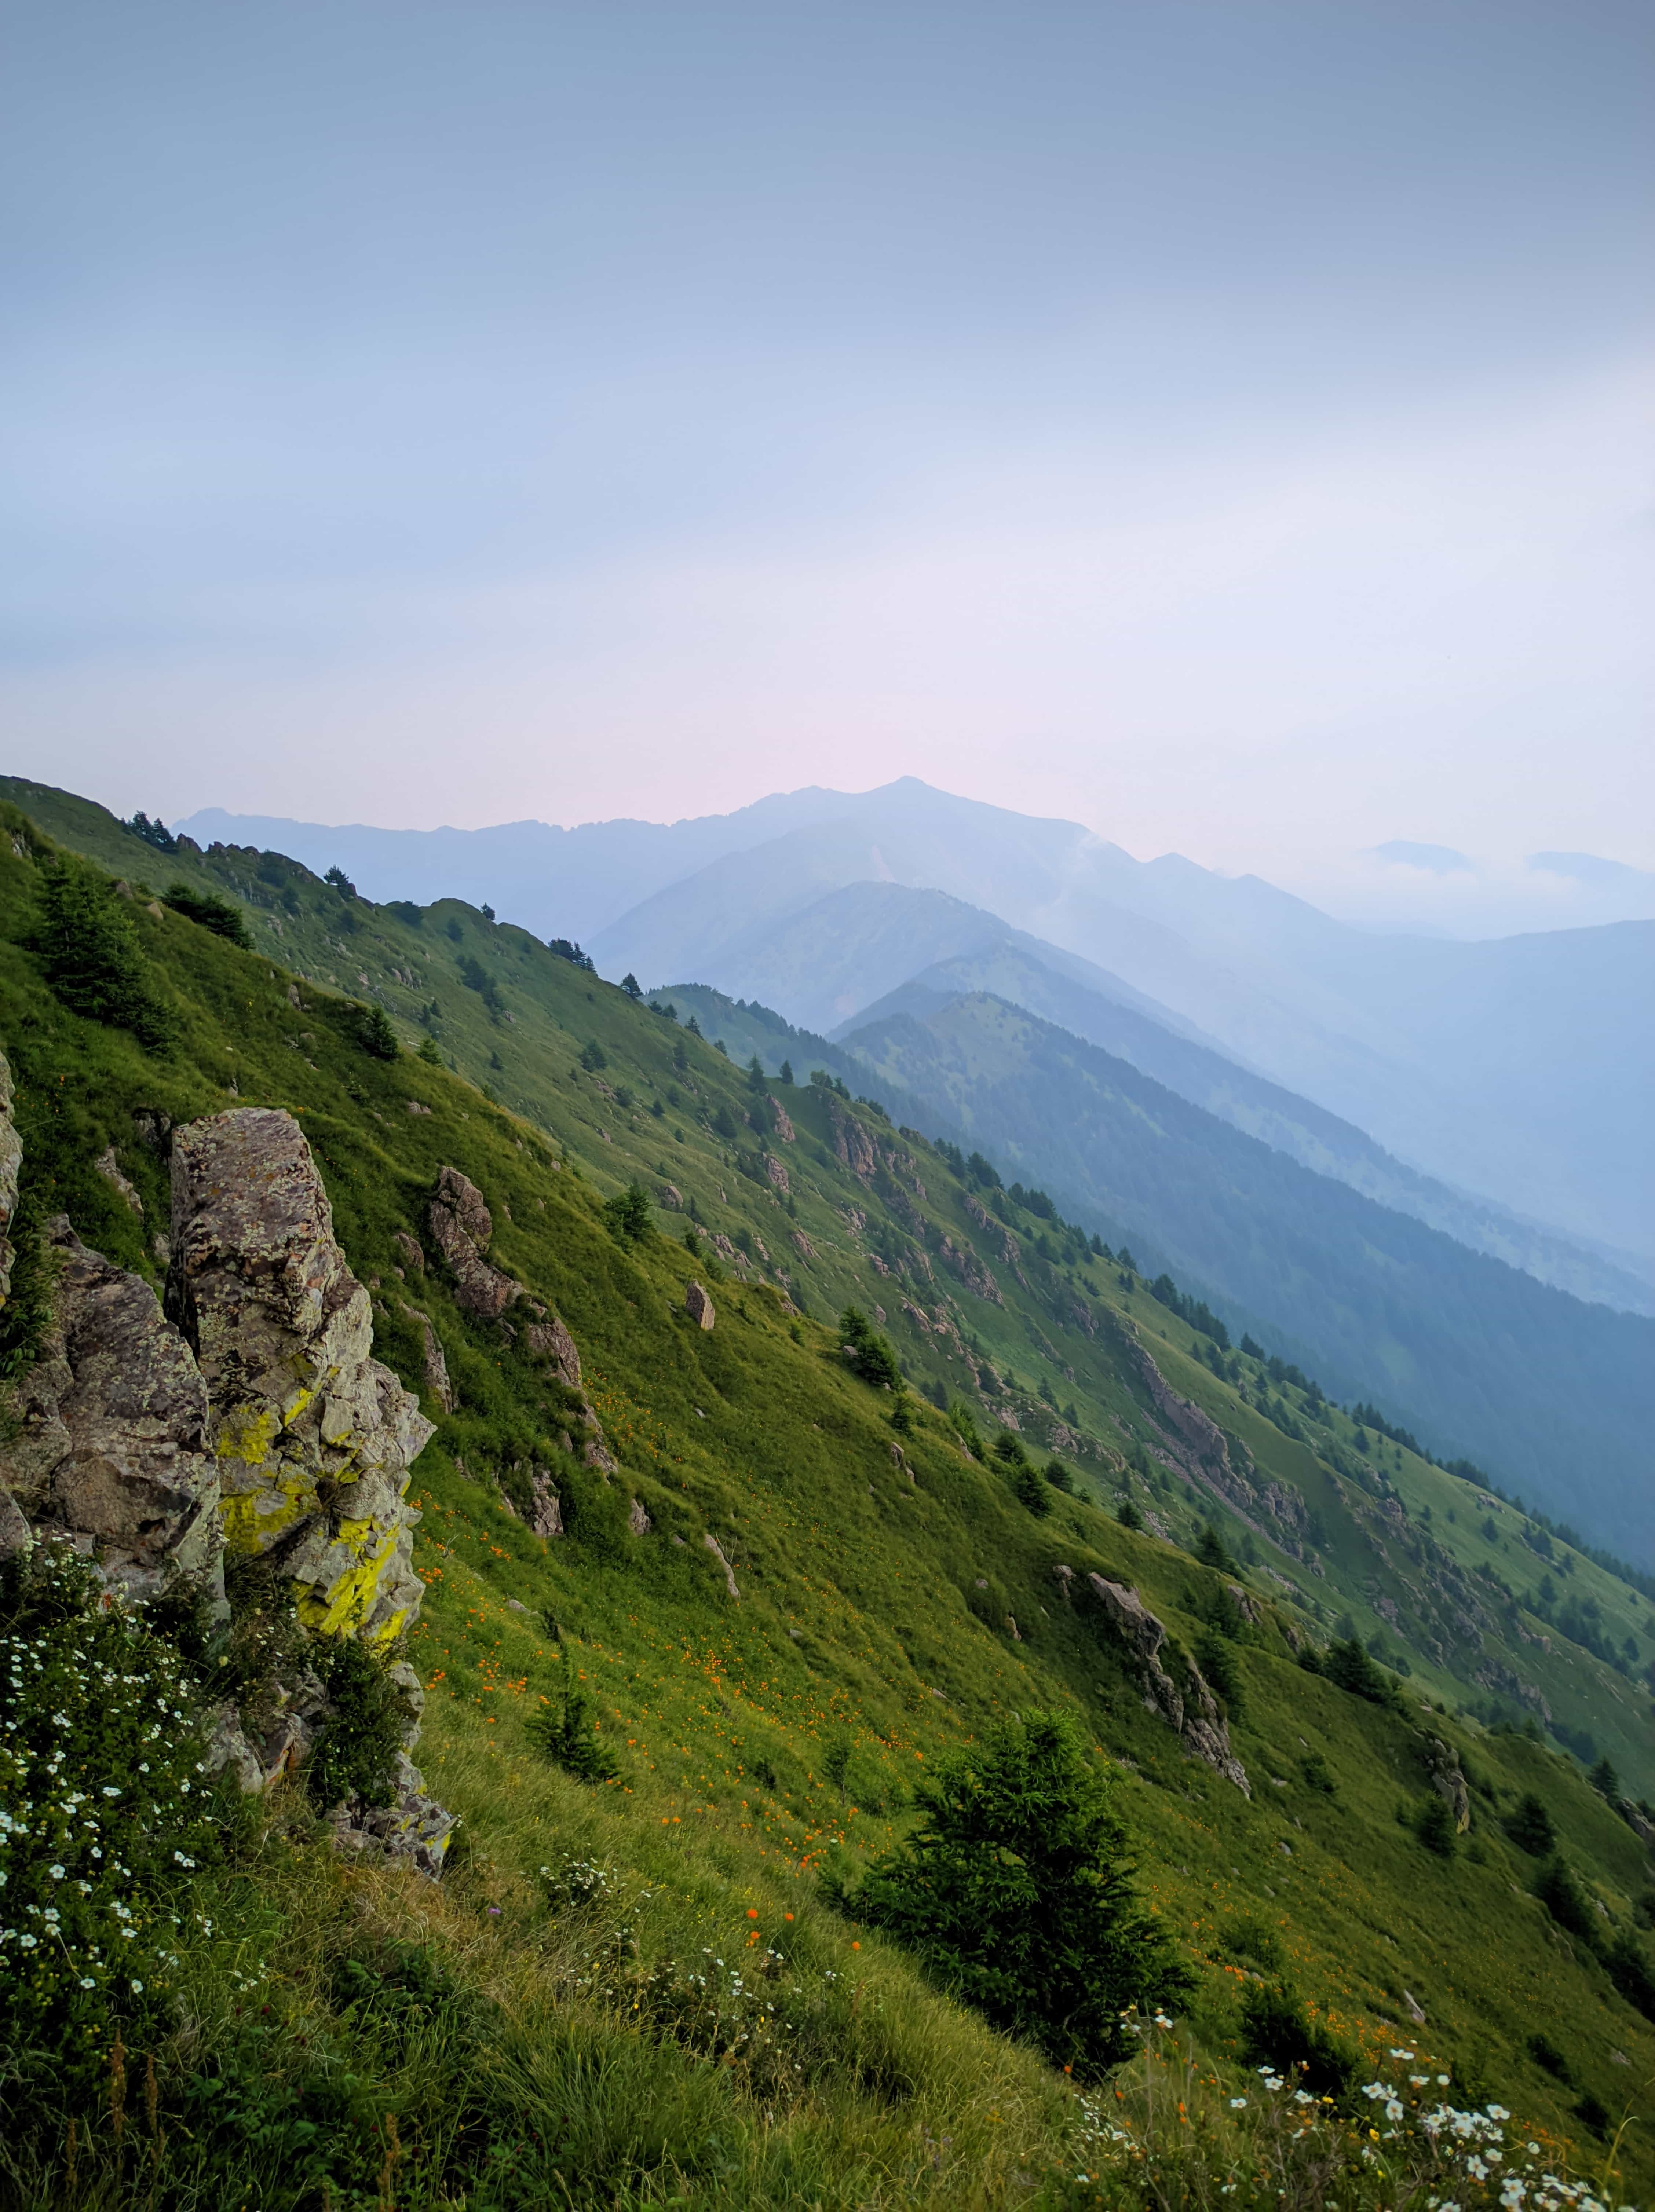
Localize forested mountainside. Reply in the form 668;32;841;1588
837;991;1655;1554
837;930;1655;1315
650;966;1655;1543
4;781;1655;2208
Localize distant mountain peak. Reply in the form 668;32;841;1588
1365;841;1473;874
1530;850;1653;887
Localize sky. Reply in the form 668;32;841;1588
2;0;1652;917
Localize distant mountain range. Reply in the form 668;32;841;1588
644;978;1655;1553
24;768;1653;1552
182;780;1654;1295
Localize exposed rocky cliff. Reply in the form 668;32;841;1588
0;1077;453;1873
1;1216;221;1603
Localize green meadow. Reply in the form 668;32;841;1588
3;781;1653;2208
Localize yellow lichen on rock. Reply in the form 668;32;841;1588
168;1108;433;1645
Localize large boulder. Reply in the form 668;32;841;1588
167;1108;432;1644
0;1217;220;1601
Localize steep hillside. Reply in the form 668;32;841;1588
6;784;1655;2206
840;990;1655;1556
843;937;1655;1315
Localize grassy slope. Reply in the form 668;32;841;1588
5;781;1655;2200
839;990;1655;1543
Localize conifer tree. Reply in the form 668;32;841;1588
35;856;171;1047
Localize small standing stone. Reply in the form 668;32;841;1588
685;1281;716;1330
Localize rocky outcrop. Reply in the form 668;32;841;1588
769;1100;795;1143
0;1047;19;1304
1618;1799;1655;1849
938;1234;1002;1305
1124;1333;1244;1483
1422;1737;1472;1832
1226;1582;1264;1627
765;1154;790;1196
704;1531;740;1597
1473;1656;1551;1722
0;1485;29;1559
527;1465;563;1537
1114;1326;1294;1548
330;1749;457;1879
829;1100;878;1180
167;1108;432;1645
93;1146;144;1214
964;1194;1024;1277
0;1218;222;1601
426;1166;521;1320
523;1310;582;1387
1085;1574;1250;1794
0;1077;455;1872
686;1281;716;1330
399;1303;454;1413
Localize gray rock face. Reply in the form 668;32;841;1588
0;1069;454;1872
427;1165;520;1320
685;1281;716;1330
522;1311;582;1387
0;1217;221;1602
330;1750;458;1879
167;1108;432;1644
1424;1737;1473;1832
1226;1583;1264;1627
829;1100;878;1180
1619;1798;1655;1848
399;1301;454;1413
1086;1572;1250;1795
527;1465;563;1538
200;1703;265;1794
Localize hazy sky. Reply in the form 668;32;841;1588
3;0;1652;897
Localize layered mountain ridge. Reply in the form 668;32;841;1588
6;776;1655;2201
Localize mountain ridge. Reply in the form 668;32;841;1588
7;779;1655;2205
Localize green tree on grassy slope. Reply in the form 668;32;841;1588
33;854;172;1047
854;1710;1187;2077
